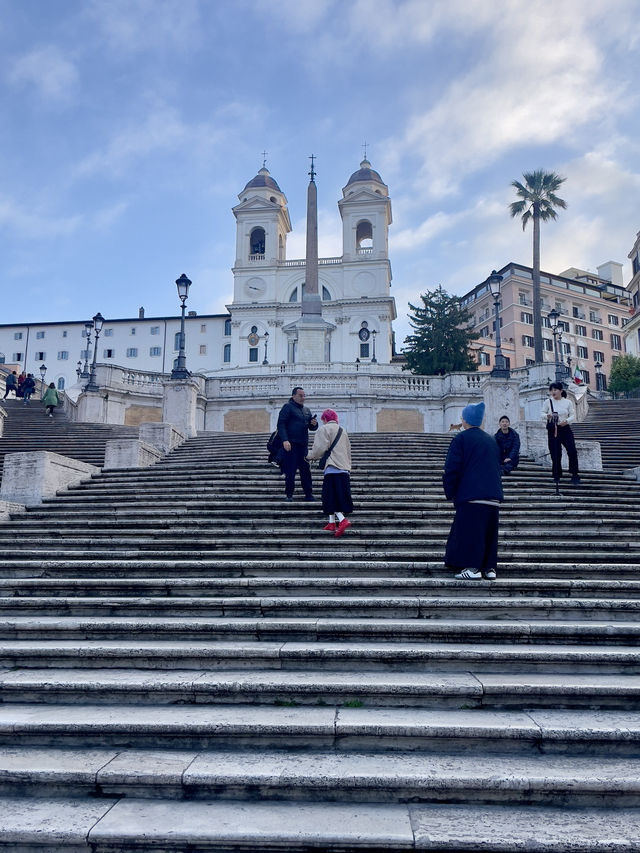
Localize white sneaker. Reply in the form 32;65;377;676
454;569;482;580
483;570;497;580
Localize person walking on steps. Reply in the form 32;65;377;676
276;386;318;501
307;409;353;538
443;401;503;581
42;382;61;418
494;415;520;475
3;371;17;399
22;373;36;405
542;382;580;486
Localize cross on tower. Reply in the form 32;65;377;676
308;154;316;182
362;141;368;160
261;150;268;168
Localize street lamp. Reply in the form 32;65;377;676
39;363;47;399
82;321;93;376
547;307;563;383
262;330;270;365
76;361;83;381
594;359;603;392
170;273;192;380
487;270;510;378
371;329;377;364
85;311;104;392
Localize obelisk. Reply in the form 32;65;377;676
283;155;334;363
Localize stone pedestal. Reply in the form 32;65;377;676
76;391;106;424
481;376;522;437
522;422;602;471
0;452;99;507
139;423;186;455
103;440;163;470
162;379;200;438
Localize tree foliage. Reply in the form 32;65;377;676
403;285;479;376
509;170;567;363
608;354;640;395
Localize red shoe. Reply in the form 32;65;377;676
335;519;351;538
323;523;336;532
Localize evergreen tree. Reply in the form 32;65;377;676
608;354;640;395
403;285;479;375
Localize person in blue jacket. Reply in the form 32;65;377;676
443;401;503;581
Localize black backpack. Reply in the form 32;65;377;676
267;430;282;460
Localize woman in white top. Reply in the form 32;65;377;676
541;382;580;485
307;409;353;538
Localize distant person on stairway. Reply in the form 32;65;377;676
443;401;503;581
494;415;520;475
542;382;580;486
42;382;61;418
3;371;17;399
307;409;353;538
277;386;318;501
22;373;36;404
17;371;26;398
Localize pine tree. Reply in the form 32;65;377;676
403;285;479;375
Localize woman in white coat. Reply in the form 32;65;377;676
542;382;580;485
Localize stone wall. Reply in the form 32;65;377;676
224;408;270;433
376;408;422;433
124;405;163;426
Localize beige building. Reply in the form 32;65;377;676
623;231;640;357
461;261;632;388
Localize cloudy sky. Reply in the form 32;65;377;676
1;0;639;345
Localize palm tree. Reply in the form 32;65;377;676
510;170;567;363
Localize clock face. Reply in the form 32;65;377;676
247;332;259;346
358;328;370;342
244;277;266;298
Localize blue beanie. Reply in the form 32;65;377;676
461;402;485;427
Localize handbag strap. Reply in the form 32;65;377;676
325;427;343;457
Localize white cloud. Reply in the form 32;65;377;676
84;0;203;52
9;46;78;102
0;193;82;239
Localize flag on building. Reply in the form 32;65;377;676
573;365;583;385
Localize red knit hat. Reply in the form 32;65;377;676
321;409;338;423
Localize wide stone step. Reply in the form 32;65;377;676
0;594;638;621
2;575;640;599
0;639;638;674
1;703;640;754
0;668;638;709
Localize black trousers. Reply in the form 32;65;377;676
282;443;313;498
547;425;579;480
322;473;354;516
445;502;499;571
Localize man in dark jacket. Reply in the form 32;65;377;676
277;386;318;501
443;401;503;581
494;415;520;475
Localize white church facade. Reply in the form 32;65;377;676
0;159;398;391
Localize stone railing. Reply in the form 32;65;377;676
279;257;342;268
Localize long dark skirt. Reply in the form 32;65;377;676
445;502;499;571
322;473;354;516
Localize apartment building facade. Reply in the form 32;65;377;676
461;261;632;387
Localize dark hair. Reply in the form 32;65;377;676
499;415;510;422
292;386;303;396
549;381;567;398
48;382;55;388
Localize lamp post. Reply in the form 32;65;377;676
170;274;192;380
371;329;377;364
39;363;47;399
566;354;573;382
262;330;270;365
85;312;104;392
594;359;603;393
547;308;563;383
82;321;93;376
76;361;83;381
487;270;510;378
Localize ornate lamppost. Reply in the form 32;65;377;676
262;330;270;365
488;269;510;378
85;312;105;392
76;361;83;381
170;274;192;380
82;320;93;377
39;363;47;399
371;329;377;364
594;359;604;392
547;307;563;383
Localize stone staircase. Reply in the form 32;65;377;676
0;429;639;850
0;397;138;475
572;397;640;471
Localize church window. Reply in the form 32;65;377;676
223;344;231;363
360;343;370;358
289;284;332;302
356;220;373;253
224;318;232;336
249;347;258;362
251;325;258;334
57;377;65;390
250;227;265;256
